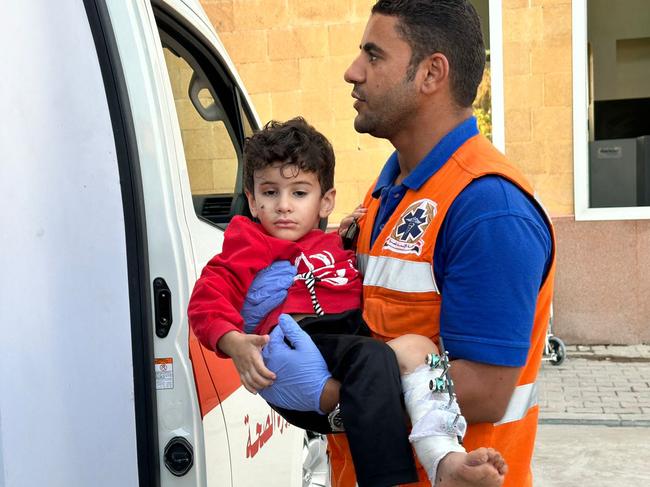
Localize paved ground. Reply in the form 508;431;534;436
533;344;650;486
537;344;650;425
532;424;650;486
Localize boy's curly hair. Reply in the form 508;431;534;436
243;117;335;195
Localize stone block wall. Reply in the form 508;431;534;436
502;0;650;344
553;217;650;344
201;0;576;220
195;1;650;344
201;0;393;222
503;0;573;217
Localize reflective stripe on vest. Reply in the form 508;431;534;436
494;382;538;426
358;254;440;294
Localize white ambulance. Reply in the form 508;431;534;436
0;1;327;486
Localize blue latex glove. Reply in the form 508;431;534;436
260;314;331;413
242;261;297;333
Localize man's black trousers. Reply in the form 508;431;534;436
270;310;418;487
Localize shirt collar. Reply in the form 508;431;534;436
372;152;401;197
372;116;479;197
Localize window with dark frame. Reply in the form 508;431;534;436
156;10;255;228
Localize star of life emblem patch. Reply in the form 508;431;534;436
383;199;437;255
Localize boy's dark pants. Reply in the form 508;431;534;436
270;310;418;487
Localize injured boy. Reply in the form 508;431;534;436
188;117;507;487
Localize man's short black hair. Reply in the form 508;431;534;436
372;0;486;107
243;117;335;195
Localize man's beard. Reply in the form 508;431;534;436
352;80;416;139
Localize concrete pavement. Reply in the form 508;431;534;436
532;424;650;486
533;344;650;486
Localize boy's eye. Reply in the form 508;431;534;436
262;189;277;197
293;190;308;197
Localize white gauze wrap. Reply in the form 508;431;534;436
402;364;467;482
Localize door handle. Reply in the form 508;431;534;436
154;277;173;338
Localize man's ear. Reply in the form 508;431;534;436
419;52;449;95
319;188;336;218
245;190;258;218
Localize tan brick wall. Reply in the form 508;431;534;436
202;0;575;219
503;0;574;216
202;0;391;222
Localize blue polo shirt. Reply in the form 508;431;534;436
371;117;552;367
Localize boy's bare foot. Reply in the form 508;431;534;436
434;448;507;487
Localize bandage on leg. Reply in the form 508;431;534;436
402;351;467;483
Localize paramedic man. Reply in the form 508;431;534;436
248;1;555;486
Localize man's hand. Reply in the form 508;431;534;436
260;314;331;413
218;331;276;393
338;204;366;236
242;261;297;333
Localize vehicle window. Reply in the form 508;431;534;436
156;14;255;228
163;47;238;197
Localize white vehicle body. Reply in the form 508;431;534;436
0;1;325;486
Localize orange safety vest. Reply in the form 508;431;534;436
328;134;556;487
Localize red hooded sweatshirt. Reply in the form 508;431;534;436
188;216;362;355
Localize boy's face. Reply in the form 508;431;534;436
246;163;335;241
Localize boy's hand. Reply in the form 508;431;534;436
218;331;277;393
